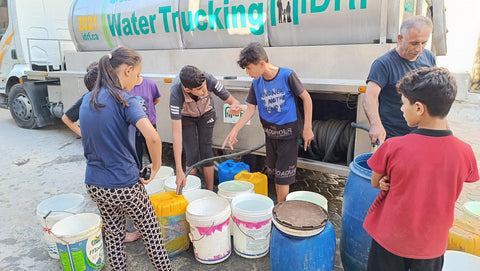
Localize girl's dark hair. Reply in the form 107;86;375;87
397;67;457;118
237;42;269;69
89;46;141;109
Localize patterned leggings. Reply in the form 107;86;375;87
86;183;173;271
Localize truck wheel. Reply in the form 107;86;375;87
8;83;37;129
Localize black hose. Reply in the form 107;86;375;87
303;119;356;164
177;142;266;195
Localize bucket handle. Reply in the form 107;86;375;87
189;221;217;242
42;210;78;231
232;215;270;241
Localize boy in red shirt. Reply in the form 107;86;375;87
364;67;479;271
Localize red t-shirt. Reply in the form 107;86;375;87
364;129;479;259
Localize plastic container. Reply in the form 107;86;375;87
144;166;174;196
443;250;480;271
217;180;255;203
231;193;274;258
340;153;380;271
218;159;250;184
149;191;190;257
51;213;105;271
271;222;336;271
36;193;86;259
186;196;231;264
286;190;328;211
448;201;480;256
164;175;201;193
234;170;268;196
183;189;218;204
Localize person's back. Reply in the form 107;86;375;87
364;67;478;270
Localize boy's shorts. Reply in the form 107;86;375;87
182;110;216;167
367;239;444;271
265;137;298;185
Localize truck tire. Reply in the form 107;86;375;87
8;83;38;129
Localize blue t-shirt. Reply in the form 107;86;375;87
80;88;146;188
367;49;435;138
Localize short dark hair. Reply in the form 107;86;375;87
397;67;457;118
237;42;269;69
179;65;205;89
84;65;98;91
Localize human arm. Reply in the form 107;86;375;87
153;97;160;105
363;81;386;145
298;91;314;151
62;114;82;137
222;103;257;150
371;171;390;191
136;118;162;184
171;119;186;193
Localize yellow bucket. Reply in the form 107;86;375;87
150;191;189;257
447;201;480;256
234;171;268;196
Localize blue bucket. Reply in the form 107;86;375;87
340;153;380;271
218;159;250;184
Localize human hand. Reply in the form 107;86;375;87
302;127;314;151
222;130;238;150
227;104;243;116
369;123;386;146
175;171;187;195
139;165;153;184
378;176;390;191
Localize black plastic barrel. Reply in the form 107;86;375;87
340;153;380;271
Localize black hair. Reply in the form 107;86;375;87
179;65;206;89
89;46;141;109
83;65;98;92
237;42;269;69
397;67;457;118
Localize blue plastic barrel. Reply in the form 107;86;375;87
271;222;336;271
340;153;380;271
218;159;250;184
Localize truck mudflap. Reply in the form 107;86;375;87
9;81;55;128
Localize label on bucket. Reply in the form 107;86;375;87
56;234;104;271
233;216;272;257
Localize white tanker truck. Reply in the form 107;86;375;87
0;0;446;174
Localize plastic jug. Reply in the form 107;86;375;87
150;191;190;257
218;159;250;184
234;170;268;196
447;201;480;256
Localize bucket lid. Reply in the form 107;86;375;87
273;200;328;231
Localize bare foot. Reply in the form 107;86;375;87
125;231;141;243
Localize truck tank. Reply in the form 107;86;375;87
69;0;414;51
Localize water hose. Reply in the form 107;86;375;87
177;142;266;195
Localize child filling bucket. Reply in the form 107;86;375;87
231;193;274;258
186;196;231;264
51;213;105;271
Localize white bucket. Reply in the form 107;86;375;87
164;175;201;193
36;193;86;259
186;197;231;264
51;213;105;271
286;191;328;211
443;250;480;271
231;193;274;258
218;180;254;236
184;189;218;203
144;166;174;196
